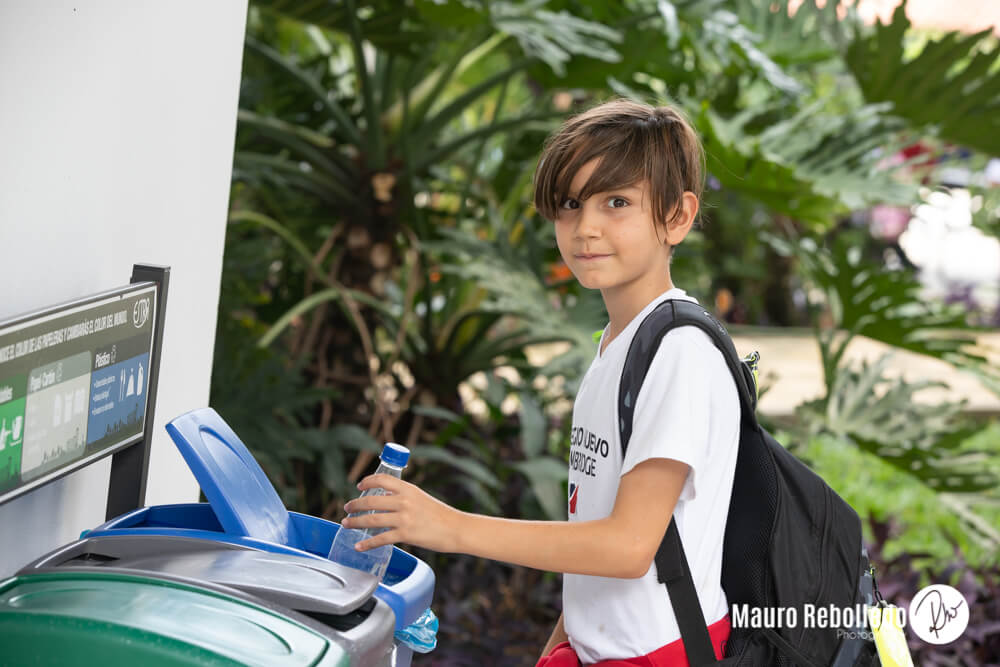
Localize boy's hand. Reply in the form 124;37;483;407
342;474;461;553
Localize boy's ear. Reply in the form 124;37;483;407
662;191;699;245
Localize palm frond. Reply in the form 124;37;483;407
252;0;434;53
422;228;604;381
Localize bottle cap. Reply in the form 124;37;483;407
380;442;410;468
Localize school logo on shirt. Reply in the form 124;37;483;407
569;482;579;515
569;426;609;478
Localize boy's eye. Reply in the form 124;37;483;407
607;197;629;209
560;198;580;210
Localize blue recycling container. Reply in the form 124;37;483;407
89;503;432;627
88;408;434;642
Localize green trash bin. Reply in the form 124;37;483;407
18;534;397;665
0;571;351;667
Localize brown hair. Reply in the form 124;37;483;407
533;99;705;230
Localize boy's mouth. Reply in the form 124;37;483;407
575;253;611;260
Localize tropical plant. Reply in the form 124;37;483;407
222;1;626;523
210;4;1000;665
864;515;1000;664
216;0;1000;593
757;229;1000;559
844;3;1000;156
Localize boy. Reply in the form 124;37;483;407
343;99;737;665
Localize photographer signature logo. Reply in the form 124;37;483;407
909;584;969;645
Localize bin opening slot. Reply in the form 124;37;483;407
383;568;406;587
60;552;120;566
298;597;376;633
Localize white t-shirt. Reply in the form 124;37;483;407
563;288;740;663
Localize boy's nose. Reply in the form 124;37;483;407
574;206;602;238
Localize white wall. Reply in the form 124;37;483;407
0;1;248;575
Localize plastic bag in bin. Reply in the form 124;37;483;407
395;607;438;653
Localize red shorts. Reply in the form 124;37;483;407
536;614;731;667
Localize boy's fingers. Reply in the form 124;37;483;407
356;530;400;552
345;494;400;514
343;511;390;529
357;474;405;492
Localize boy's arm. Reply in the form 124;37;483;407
540;612;567;658
342;457;688;579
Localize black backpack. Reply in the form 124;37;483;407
618;299;881;667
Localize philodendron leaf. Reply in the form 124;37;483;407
519;392;547;458
409;445;503;490
328;424;381;455
809;354;998;494
491;0;623;77
512;457;569;520
787;233;992;379
845;2;1000;155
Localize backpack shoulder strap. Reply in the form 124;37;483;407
657;518;718;666
617;299;757;667
618;299;757;459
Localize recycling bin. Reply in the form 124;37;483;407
87;504;432;626
84;408;436;665
0;570;354;666
18;534;397;665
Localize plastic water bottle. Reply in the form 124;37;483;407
328;442;410;581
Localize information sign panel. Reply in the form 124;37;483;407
0;284;157;504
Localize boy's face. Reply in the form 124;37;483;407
553;158;672;295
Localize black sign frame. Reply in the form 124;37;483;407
0;264;169;519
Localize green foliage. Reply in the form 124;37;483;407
797;429;1000;569
754;103;915;209
216;1;1000;591
490;0;624;76
797;354;998;495
845;2;1000;155
210;319;338;510
696;106;845;226
699;8;804;95
768;231;998;394
970;182;1000;238
735;0;861;65
408;374;571;521
690;100;917;228
779;228;1000;554
423;227;604;380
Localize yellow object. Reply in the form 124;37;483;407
869;605;914;667
743;351;760;398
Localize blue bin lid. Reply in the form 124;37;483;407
165;407;298;546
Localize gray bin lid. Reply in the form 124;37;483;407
20;535;378;616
